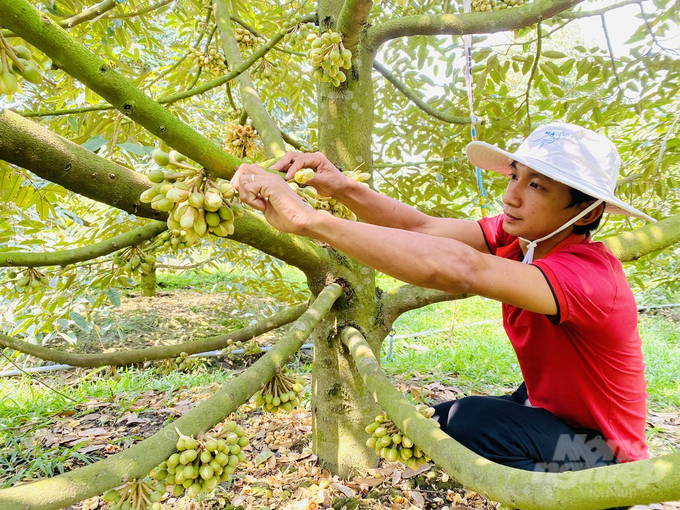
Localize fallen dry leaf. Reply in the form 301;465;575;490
331;483;355;498
409;489;425;508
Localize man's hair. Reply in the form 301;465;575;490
567;188;603;236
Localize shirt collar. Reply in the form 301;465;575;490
497;233;587;262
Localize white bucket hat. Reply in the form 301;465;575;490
466;122;655;223
466;122;654;263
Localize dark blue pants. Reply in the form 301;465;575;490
432;383;618;472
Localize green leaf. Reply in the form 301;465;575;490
255;450;274;466
1;172;22;202
35;197;53;221
575;82;597;93
14;186;34;208
67;117;79;133
107;288;121;307
69;312;92;332
118;142;147;156
81;135;108;153
57;331;78;345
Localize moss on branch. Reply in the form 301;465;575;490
230;211;331;278
0;0;242;179
373;60;472;124
601;213;680;262
342;326;680;510
19;13;317;119
0;302;307;367
0;284;343;510
212;0;287;158
366;0;585;51
381;285;469;328
0;109;161;218
0;222;167;268
0;109;330;276
336;0;373;53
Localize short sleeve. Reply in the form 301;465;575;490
532;245;618;326
478;214;514;255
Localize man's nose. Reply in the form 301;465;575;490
503;182;521;206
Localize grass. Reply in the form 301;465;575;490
1;266;679;486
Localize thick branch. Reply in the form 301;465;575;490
109;0;174;19
374;160;456;169
336;0;373;52
557;0;642;19
373;60;471;124
366;0;585;51
0;221;167;268
60;0;119;28
212;0;287;158
0;0;242;179
602;212;680;263
229;210;331;279
0;284;343;510
0;109;332;276
381;286;469;328
19;15;316;119
0;108;160;218
342;326;680;510
0;302;307;367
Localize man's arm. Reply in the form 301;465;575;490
232;165;557;316
270;152;490;253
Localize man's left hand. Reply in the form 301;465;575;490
231;164;318;235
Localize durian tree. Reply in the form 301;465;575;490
1;0;680;508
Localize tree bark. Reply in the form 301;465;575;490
0;109;161;219
366;0;585;50
0;285;343;510
0;0;242;179
602;214;680;262
212;0;288;158
306;0;388;477
343;326;680;510
0;303;307;367
0;221;167;268
140;267;156;297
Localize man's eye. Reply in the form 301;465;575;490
530;182;541;189
510;173;517;180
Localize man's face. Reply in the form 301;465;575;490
501;162;583;240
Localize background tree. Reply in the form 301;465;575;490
0;0;680;508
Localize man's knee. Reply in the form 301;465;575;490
443;396;497;443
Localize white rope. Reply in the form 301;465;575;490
519;200;604;264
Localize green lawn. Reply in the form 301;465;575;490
1;266;679;487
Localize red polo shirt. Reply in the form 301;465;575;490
479;214;648;462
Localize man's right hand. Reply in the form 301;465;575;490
271;152;350;198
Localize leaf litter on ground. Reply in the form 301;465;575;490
2;290;679;509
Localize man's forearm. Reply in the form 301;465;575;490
334;179;433;232
304;210;475;294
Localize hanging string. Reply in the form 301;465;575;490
462;0;487;217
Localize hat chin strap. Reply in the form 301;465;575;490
519;199;604;264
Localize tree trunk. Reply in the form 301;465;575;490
310;258;384;477
311;0;382;475
141;267;156;297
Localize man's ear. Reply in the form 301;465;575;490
575;201;605;225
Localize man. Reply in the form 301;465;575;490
231;122;654;471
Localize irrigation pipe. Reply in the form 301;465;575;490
0;343;315;377
2;303;677;377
